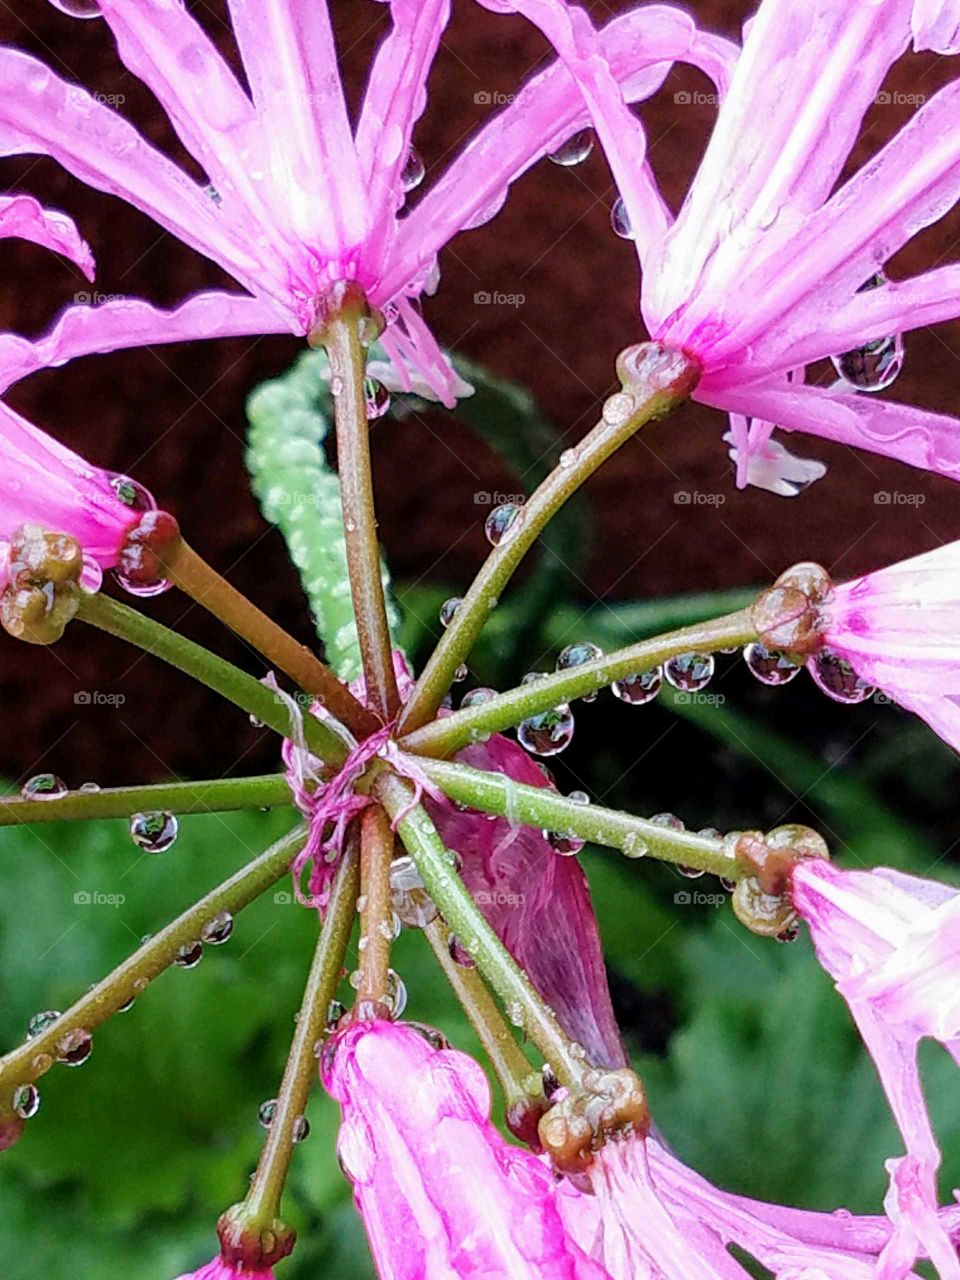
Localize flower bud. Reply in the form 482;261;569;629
752;562;832;656
216;1202;296;1271
0;525;82;644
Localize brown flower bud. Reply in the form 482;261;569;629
615;342;702;413
117;510;180;591
217;1202;297;1270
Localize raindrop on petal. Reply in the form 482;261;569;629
610;197;634;239
548;129;594;167
48;0;101;16
831;272;903;393
400;147;426;192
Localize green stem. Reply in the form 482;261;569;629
0;775;291;827
400;608;758;758
77;593;348;766
323;312;399;722
398;343;702;734
245;837;359;1226
425;919;537;1110
161;538;377;738
417;757;739;878
374;770;587;1088
0;825;305;1105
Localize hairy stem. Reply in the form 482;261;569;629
323;312;399;721
400;608;758;758
426;919;537;1110
77;593;348;765
375;770;586;1088
398;343;702;734
245;838;359;1225
354;805;394;1012
0;825;305;1107
0;775;291;827
417;757;739;877
161;538;376;738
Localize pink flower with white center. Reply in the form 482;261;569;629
174;1260;274;1280
321;1018;609;1279
792;858;960;1277
0;1;734;408
487;0;960;491
814;539;960;752
429;733;627;1069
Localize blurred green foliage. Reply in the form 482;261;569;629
2;358;958;1276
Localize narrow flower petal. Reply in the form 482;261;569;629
913;0;960;51
322;1019;609;1279
0;193;94;280
225;0;366;252
0;291;291;395
174;1259;275;1280
428;733;626;1068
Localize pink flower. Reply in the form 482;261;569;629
0;1;733;408
0;192;93;280
815;540;960;752
490;0;960;489
321;1018;608;1279
429;733;626;1068
792;858;960;1276
557;1130;958;1278
174;1260;275;1280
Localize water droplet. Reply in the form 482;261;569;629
462;686;496;708
808;649;875;704
548;129;594;167
337;1115;376;1184
485;502;524;547
610;196;634;239
506;1001;525;1028
831;272;903;393
400;147;426;192
651;812;685;831
557;642;602;702
720;876;736;893
204;184;222;207
12;1084;39;1119
776;923;800;943
698;827;721;840
259;1098;277;1129
21;774;67;801
452;663;469;684
439;597;462;628
26;1011;60;1039
78;781;101;794
118;994;136;1013
664;652;715;692
292;1115;310;1142
249;713;265;728
364;377;391;421
48;0;101;16
517;703;575;757
129;810;179;854
677;864;705;880
175;940;203;969
448;934;476;967
602;390;636;426
612;667;662;705
109;474;153;511
55;1027;92;1067
744;642;802;686
384;969;408;1019
390;856;438;928
522;670;547;685
544;828;585;856
326;999;345;1031
379;912;402;942
201;911;234;945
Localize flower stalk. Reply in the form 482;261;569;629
159;535;377;738
354;804;395;1015
400;607;758;758
0;825;306;1112
417;757;741;877
76;592;349;765
375;769;589;1089
320;303;400;722
398;343;702;734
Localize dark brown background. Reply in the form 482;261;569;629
1;0;958;786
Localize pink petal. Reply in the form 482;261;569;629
0;49;264;296
384;5;736;299
174;1260;275;1280
913;0;960;51
322;1019;609;1279
0;193;94;280
225;0;366;253
701;378;960;481
0;291;290;394
356;0;450;246
427;733;626;1069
